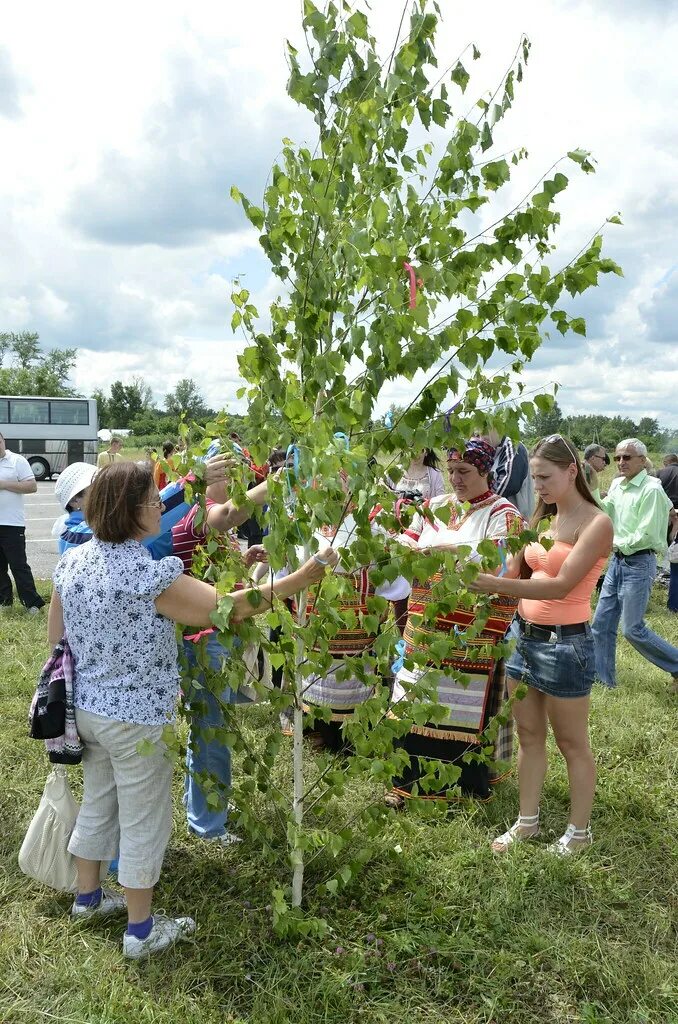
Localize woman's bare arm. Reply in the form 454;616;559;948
206;478;270;533
48;590;64;646
155;546;339;626
470;515;613;599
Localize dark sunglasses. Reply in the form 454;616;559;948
613;454;638;462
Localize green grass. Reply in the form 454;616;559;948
1;583;677;1024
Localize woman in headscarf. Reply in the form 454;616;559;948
386;438;524;806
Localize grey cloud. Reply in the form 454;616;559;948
0;47;25;119
638;271;678;345
69;50;309;248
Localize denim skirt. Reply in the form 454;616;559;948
505;617;595;699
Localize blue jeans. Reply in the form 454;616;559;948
669;561;678;613
591;552;678;687
182;633;251;838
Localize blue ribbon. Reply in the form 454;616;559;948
453;625;468;648
443;400;460;433
333;431;350;450
284;443;300;514
497;539;508;577
384;411;393;430
391;638;406;675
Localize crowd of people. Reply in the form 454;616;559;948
7;425;678;958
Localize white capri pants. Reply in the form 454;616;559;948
68;709;174;889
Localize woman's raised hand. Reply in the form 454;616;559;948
243;544;269;567
468;572;500;594
203;454;238;485
300;546;339;584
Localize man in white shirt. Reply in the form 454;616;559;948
0;432;44;613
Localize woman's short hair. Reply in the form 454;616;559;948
162;440;175;459
85;462;155;543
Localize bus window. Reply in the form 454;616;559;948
9;399;49;424
0;399;7;421
50;400;89;425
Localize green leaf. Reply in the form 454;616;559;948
246;206;265;230
481;158;510;191
136;738;158;757
480;122;493;152
451;61;470;93
347;10;368;40
372;196;388;232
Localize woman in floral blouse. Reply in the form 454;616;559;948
48;461;337;959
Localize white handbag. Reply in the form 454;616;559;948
668;541;678;565
18;766;107;892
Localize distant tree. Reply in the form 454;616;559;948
639;415;659;440
0;331;78;396
91;388;110;427
106;377;154;428
164;378;211;420
128;409;179;437
526;399;563;440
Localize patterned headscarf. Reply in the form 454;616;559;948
446;438;496;475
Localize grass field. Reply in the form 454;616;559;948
1;578;676;1024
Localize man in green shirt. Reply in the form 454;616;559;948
592;438;678;689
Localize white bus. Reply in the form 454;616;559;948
0;395;98;480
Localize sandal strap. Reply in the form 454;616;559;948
493;810;540;849
516;812;540;826
549;823;593;855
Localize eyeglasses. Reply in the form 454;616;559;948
138;499;165;509
613;454;637;463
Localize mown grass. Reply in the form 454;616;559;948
1;581;676;1024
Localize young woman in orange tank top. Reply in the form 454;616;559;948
471;435;613;855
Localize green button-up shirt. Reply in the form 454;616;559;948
600;470;672;555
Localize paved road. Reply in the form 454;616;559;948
24;481;62;581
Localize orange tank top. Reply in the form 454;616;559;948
519;541;607;626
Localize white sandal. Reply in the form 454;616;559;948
547;823;593;856
491;811;540;852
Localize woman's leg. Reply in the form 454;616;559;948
546;693;595;833
108;722;174;925
510;679;548;821
68;711;120;893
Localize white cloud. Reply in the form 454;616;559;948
1;0;677;427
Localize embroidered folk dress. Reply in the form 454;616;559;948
391;490;523;800
291;516;396;730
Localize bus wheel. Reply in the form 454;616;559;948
29;457;50;481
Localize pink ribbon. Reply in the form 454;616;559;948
403;261;417;309
184;627;215;643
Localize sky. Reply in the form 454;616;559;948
1;0;677;426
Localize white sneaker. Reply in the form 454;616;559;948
70;887;126;920
210;832;242;847
27;606;41;616
190;830;242;847
123;914;196;959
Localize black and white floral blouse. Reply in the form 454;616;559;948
53;538;184;725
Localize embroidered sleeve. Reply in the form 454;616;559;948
486;500;525;542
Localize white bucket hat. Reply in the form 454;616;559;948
54;462;97;511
